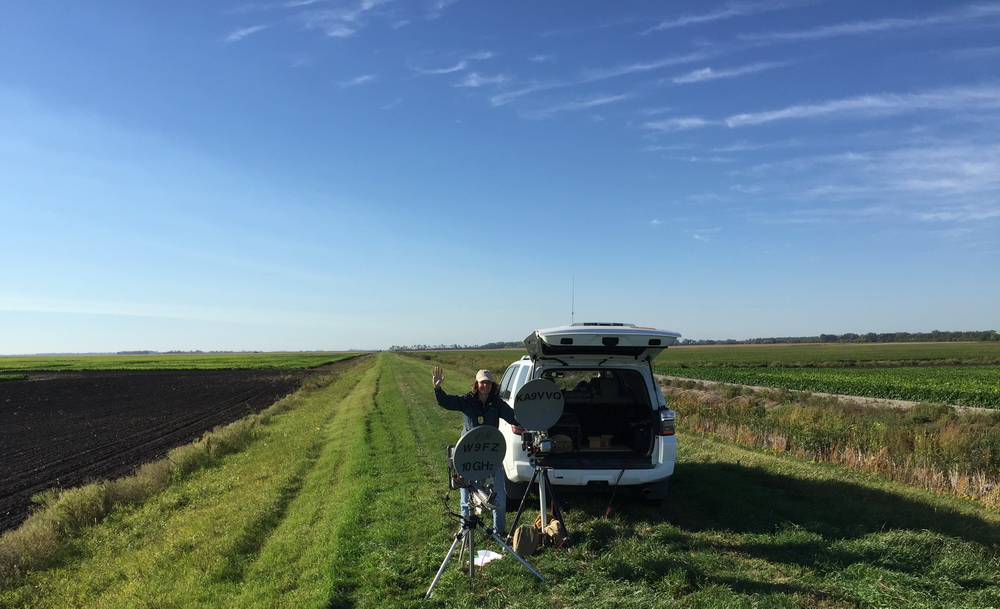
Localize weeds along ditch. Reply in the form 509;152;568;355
654;342;1000;509
664;379;1000;508
2;350;999;608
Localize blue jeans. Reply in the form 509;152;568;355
460;466;507;534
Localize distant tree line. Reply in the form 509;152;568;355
680;330;999;346
388;341;521;352
390;330;999;351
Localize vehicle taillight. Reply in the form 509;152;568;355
659;409;676;436
512;425;525;435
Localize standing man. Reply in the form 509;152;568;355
433;366;519;534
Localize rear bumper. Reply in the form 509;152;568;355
504;436;676;486
506;462;670;487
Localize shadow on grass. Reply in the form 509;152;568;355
549;462;997;548
657;462;1000;546
545;462;999;605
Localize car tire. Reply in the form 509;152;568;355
640;477;670;505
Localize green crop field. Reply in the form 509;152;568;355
0;352;361;372
653;342;1000;409
656;364;1000;407
2;351;998;608
657;341;1000;368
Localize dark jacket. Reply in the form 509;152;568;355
434;387;519;432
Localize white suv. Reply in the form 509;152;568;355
497;323;681;506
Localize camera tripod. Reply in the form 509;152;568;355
425;508;546;600
507;458;573;550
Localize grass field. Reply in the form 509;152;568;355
656;342;1000;368
653;342;1000;409
656;364;1000;408
2;351;998;608
0;352;361;372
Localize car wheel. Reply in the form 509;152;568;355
640;478;669;505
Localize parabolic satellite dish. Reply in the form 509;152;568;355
450;425;506;483
513;378;565;432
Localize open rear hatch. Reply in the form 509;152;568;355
537;366;661;468
525;323;681;362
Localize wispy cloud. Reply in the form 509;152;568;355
381;97;403;110
673;61;787;84
466;50;496;61
288;0;465;38
643;85;1000;132
489;83;554;107
582;52;712;81
683;227;722;242
643;1;794;33
946;45;1000;60
741;3;1000;44
224;24;268;43
299;9;363;38
531;93;634;117
427;0;461;19
643;116;715;132
734;142;1000;227
296;0;399;38
410;50;495;76
339;74;378;88
490;51;710;107
454;72;508;88
413;60;467;75
724;85;1000;127
713;139;802;153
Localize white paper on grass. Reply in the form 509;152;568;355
474;550;503;567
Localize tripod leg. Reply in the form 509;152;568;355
458;525;469;565
424;527;465;600
542;470;574;549
506;468;539;543
467;526;475;579
486;528;546;582
508;469;538;540
538;469;549;530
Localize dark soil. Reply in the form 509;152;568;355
0;369;310;533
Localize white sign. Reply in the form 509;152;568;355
514;378;564;431
450;425;506;483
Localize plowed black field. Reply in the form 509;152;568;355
0;370;307;533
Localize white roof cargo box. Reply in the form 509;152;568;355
524;322;681;362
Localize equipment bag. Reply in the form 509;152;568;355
511;524;541;556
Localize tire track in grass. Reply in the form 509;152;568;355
228;358;381;608
311;354;474;607
336;354;445;606
211;365;372;588
390;354;461;486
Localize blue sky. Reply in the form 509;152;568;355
2;1;999;353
